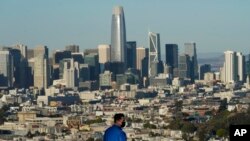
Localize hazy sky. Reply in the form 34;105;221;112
0;0;249;54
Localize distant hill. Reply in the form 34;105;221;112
197;52;224;72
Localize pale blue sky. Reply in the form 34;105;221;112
0;0;249;54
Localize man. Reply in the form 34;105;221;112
103;113;127;141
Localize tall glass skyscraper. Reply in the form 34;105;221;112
111;6;127;64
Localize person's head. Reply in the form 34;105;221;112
114;113;126;128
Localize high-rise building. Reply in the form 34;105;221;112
199;64;211;80
165;44;178;70
84;53;99;80
178;54;190;79
236;52;245;82
126;41;137;69
148;32;161;77
72;53;84;64
98;44;111;73
79;64;90;82
246;54;250;76
184;42;198;81
34;45;49;89
15;44;27;59
98;44;111;64
53;50;71;65
65;45;79;53
136;47;147;70
221;51;245;83
0;51;14;88
15;44;28;88
111;6;127;64
1;47;22;88
63;58;79;88
27;49;34;60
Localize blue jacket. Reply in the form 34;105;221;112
103;125;127;141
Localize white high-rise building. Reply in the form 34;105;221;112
0;51;14;87
63;59;79;88
98;44;110;64
222;51;245;83
148;32;161;77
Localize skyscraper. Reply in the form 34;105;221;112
34;45;49;89
98;44;111;64
63;58;79;88
178;54;191;79
126;41;137;69
149;32;161;77
0;51;14;88
15;44;28;88
98;44;111;73
165;44;178;75
15;44;27;59
221;51;245;83
136;47;149;78
236;52;245;82
111;6;127;64
65;44;79;53
184;42;198;81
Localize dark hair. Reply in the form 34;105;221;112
114;113;125;123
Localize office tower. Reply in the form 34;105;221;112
53;50;71;65
184;42;198;81
0;51;14;88
136;47;149;77
34;45;49;58
79;64;90;82
136;47;147;71
27;58;34;87
34;45;49;89
98;44;111;73
1;47;22;88
27;49;34;60
111;6;127;64
236;52;245;82
148;32;161;77
247;54;250;76
84;53;99;80
65;45;79;53
15;44;27;59
63;59;79;88
165;44;178;73
127;41;137;69
178;54;191;79
98;44;111;63
72;53;84;64
222;51;236;83
199;64;211;80
15;44;28;88
84;49;98;56
221;51;245;83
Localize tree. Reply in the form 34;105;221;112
218;98;227;113
216;129;226;137
86;137;94;141
181;122;197;133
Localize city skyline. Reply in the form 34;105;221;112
0;0;250;54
